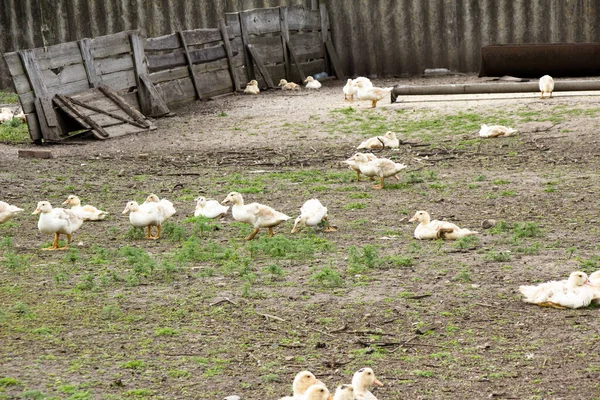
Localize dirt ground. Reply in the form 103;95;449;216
2;75;600;400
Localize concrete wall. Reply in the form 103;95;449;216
2;0;600;90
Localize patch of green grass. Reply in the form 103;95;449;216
452;268;472;282
248;235;332;260
0;91;19;103
412;370;435;378
161;221;187;241
0;118;29;143
167;369;190;378
384;255;414;268
262;263;285;278
1;251;29;270
348;245;380;273
310;266;343;287
21;389;48;399
348;192;372;199
454;235;479;250
123;388;153;397
513;222;542;239
121;360;145;370
155;327;178;336
484;249;511;262
0;377;21;387
343;202;367;210
488;220;510;235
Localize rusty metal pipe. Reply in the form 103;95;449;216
391;80;600;102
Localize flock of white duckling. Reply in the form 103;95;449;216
278;368;382;400
245;75;393;108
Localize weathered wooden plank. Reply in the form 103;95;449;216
130;32;152;115
18;79;92;114
19;50;49;97
91;31;137;59
225;13;242;37
98;85;148;125
265;64;286;85
238;11;255;81
220;18;240;93
25;113;42;143
247;44;274;88
147;44;229;72
139;73;170;117
35;98;63;141
319;3;330;73
98;69;137;90
280;7;291;79
178;30;205;101
95;54;134;75
310;0;318;10
250;35;284;65
11;63;87;95
104;122;153;138
155;68;234;106
78;38;98;88
149;59;235;85
63;95;148;129
325;39;344;79
31;42;83;71
3;52;26;78
288;6;321;31
289;31;325;61
144;27;235;51
240;7;281;36
286;39;306;82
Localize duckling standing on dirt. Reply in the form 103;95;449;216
343;153;378;182
33;201;84;250
343;79;357;101
539;75;554;99
222;192;290;240
349;153;407;189
291;199;336;233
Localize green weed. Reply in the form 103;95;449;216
310;266;343;287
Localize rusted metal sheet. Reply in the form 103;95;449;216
480;43;600;77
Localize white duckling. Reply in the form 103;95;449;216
221;191;291;240
279;79;300;91
352;76;373;88
357;131;400;150
333;384;355;400
0;107;14;123
343;79;357;101
194;196;229;219
519;271;596;309
479;124;518;138
343;152;378;182
353;80;392;108
144;194;177;218
409;210;478;240
279;370;329;400
123;196;174;239
539;75;554;99
304;76;322;89
352;368;383;400
291;199;336;233
244;79;260;94
0;201;24;224
62;195;108;221
302;385;331;400
350;153;407;189
33;201;84;250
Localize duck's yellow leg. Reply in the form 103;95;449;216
268;227;275;237
540;92;544;99
371;100;377;108
323;217;337;232
246;228;260;241
537;301;567;310
153;225;161;240
549;91;553;98
58;234;72;250
42;233;61;250
356;170;361;182
373;176;384;190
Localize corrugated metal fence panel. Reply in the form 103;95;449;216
328;0;600;77
3;0;600;90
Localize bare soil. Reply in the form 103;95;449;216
2;75;600;400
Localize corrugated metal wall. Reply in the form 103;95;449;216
2;0;600;90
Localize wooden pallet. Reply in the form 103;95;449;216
53;85;156;140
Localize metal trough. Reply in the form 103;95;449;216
391;80;600;103
479;43;600;78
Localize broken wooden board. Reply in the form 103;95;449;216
53;87;155;141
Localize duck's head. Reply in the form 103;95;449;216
589;270;600;282
291;215;306;233
384;131;396;140
62;195;81;206
353;80;365;88
222;192;243;206
195;196;207;208
292;370;319;394
304;76;315;83
409;210;430;224
350;152;369;164
145;194;160;203
32;201;52;215
346;78;353;85
351;367;383;391
122;201;140;214
303;384;331;400
568;271;591;287
278;79;288;86
248;80;258;87
333;384;354;400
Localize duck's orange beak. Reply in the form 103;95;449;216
409;216;417;222
373;378;383;387
32;208;40;215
